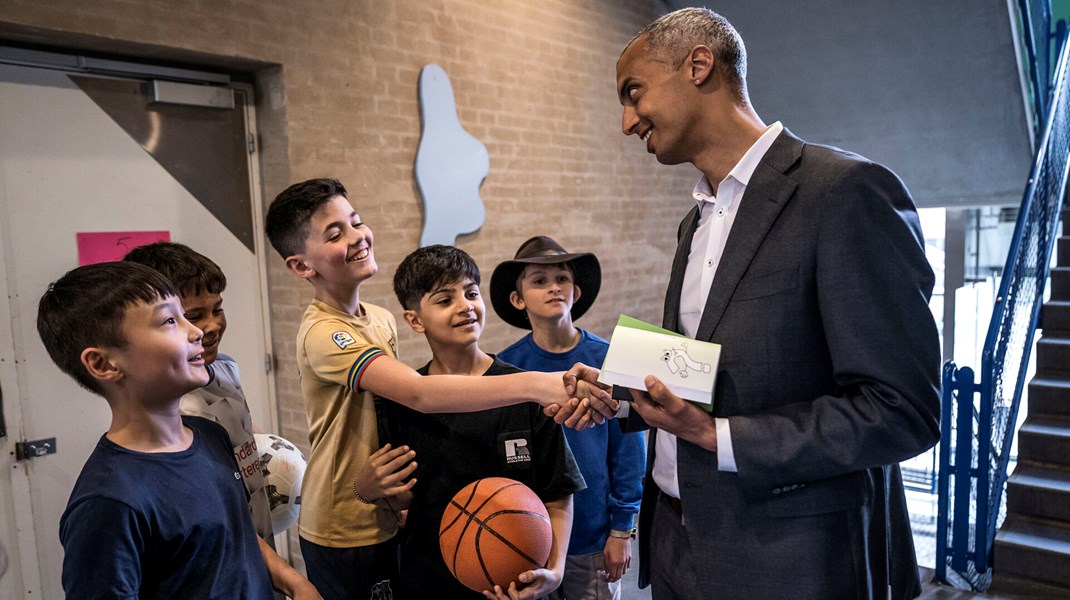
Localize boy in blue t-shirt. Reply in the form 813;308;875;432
490;236;645;600
36;262;316;599
355;245;586;600
123;242;276;540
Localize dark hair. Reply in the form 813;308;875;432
627;7;749;105
37;261;176;395
122;242;226;297
393;245;481;311
265;178;349;258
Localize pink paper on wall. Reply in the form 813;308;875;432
77;231;171;266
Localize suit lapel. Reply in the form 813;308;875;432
662;204;701;334
695;131;803;341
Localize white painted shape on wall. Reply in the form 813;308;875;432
414;64;488;247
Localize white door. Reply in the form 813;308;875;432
0;61;277;598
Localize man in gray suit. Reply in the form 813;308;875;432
570;7;940;600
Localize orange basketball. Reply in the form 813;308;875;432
439;477;552;593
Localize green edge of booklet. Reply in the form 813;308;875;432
616;314;687;338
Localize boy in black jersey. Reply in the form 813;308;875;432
354;245;585;600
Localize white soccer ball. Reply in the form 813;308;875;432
254;433;307;535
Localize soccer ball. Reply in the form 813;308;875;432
254;433;307;535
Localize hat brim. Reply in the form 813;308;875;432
490;253;601;330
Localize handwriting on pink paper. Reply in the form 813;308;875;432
77;231;171;266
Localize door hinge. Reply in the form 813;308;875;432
247;133;257;155
15;437;57;461
264;352;274;374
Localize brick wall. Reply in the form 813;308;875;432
0;0;697;568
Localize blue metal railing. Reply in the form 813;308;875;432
935;6;1070;588
1019;0;1054;130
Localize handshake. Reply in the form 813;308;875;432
545;362;616;430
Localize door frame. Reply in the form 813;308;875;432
0;48;281;589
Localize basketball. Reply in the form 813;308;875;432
439;477;552;593
254;433;307;535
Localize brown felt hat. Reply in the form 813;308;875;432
490;236;601;330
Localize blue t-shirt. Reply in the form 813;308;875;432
499;330;645;554
59;416;273;599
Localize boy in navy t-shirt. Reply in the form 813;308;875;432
37;262;316;599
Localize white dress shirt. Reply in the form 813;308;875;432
653;121;784;500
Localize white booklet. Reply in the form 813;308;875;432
598;315;721;408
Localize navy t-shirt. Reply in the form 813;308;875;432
378;357;586;599
59;416;273;599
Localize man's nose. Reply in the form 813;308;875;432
622;106;639;135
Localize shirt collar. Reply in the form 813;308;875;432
692;121;784;204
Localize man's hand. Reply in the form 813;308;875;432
601;536;632;583
630;375;717;452
352;443;417;505
482;568;562;600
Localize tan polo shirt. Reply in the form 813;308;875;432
296;299;399;547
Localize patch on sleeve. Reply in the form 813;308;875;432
332;331;357;350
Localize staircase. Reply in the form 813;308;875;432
991;223;1070;597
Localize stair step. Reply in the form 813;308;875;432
994;515;1070;589
1007;462;1070;522
1060;237;1070;266
1037;337;1070;375
1017;417;1070;466
988;572;1070;598
1055;267;1070;299
1029;376;1070;418
1043;301;1070;334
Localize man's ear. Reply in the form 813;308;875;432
81;347;122;384
285;255;315;279
509;290;526;311
402;309;425;334
688;44;715;86
572;284;582;304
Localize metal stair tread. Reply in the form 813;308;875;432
1031;375;1070;387
1018;416;1070;438
996;517;1070;554
1009;463;1070;493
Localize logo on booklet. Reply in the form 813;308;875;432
332;331;356;349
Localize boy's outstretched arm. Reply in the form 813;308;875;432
352;443;416;508
482;496;573;600
360;356;616;422
258;537;322;600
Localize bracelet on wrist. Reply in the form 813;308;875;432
352;478;379;504
609;527;637;540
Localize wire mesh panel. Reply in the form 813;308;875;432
936;26;1070;590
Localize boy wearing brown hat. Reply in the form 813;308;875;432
491;237;645;600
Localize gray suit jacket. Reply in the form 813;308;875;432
633;129;940;599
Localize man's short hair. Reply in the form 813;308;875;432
631;7;749;104
393;245;481;311
265;178;348;258
37;261;177;395
123;242;226;297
